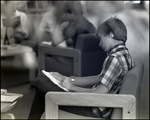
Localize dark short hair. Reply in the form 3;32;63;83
96;17;127;43
65;1;83;15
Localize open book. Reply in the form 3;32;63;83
42;70;69;92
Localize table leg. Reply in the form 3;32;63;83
1;113;15;119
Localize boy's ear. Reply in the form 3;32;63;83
108;32;114;38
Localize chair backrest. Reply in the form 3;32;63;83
111;60;144;119
38;34;106;77
75;33;103;52
75;34;107;76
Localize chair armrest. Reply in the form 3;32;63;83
111;60;144;119
119;60;144;95
38;44;81;76
45;92;136;119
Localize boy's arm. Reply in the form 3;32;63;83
50;72;100;87
73;75;100;87
62;57;121;94
50;72;107;93
62;78;109;94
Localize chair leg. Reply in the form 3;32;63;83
1;113;15;119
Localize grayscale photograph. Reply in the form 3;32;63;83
1;1;149;119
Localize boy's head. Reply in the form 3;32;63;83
96;17;127;52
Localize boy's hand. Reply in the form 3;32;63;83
61;77;73;90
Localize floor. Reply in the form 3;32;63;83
2;82;35;119
1;81;149;119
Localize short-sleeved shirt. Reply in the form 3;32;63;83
97;43;134;94
96;43;134;118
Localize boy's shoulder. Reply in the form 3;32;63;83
110;44;128;57
110;50;127;57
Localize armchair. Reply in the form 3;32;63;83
38;33;106;77
43;60;144;119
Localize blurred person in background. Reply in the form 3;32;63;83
31;1;96;76
36;1;96;48
1;1;30;45
1;1;37;81
52;1;96;48
35;1;67;45
1;1;9;44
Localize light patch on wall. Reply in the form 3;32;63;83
124;1;141;4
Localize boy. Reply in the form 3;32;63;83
28;17;134;119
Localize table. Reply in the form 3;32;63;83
1;44;37;86
1;92;23;119
1;44;33;57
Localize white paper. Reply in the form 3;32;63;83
42;41;52;45
42;70;69;92
1;95;20;102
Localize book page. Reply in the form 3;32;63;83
42;70;69;92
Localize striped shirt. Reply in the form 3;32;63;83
97;43;134;118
